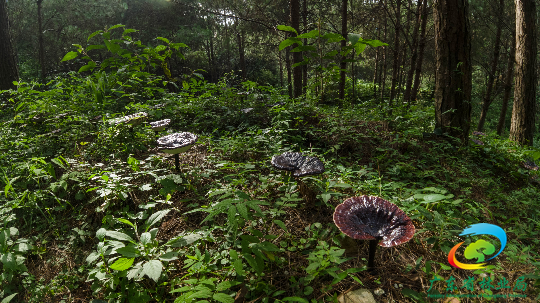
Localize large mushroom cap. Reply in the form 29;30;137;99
271;152;325;177
109;112;148;126
333;196;415;247
157;132;198;154
150;119;171;131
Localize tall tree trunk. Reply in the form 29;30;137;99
237;31;247;81
477;0;504;132
497;32;516;136
286;46;292;97
389;0;402;106
290;0;302;98
373;25;380;98
302;0;308;95
279;50;284;88
403;0;423;103
339;0;348;101
0;0;19;90
37;0;46;79
433;0;472;143
509;0;537;146
380;0;388;103
210;32;216;82
411;0;428;102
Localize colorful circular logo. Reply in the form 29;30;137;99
448;223;507;270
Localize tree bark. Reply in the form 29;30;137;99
290;0;302;98
37;0;46;80
286;46;292;97
403;0;423;103
509;0;537;146
380;0;388;103
389;0;402;106
302;0;308;95
237;30;247;81
476;0;503;132
0;0;19;90
411;0;428;102
433;0;472;143
496;33;516;136
339;0;348;101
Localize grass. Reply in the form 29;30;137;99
0;78;539;303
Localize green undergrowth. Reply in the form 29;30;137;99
0;28;539;302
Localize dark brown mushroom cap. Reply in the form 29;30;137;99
157;132;198;153
271;152;325;177
333;196;415;247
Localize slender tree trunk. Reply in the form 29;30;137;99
433;0;472;143
237;31;247;81
339;0;348;101
380;0;388;103
279;50;284;88
290;0;302;98
302;0;308;95
497;33;516;136
286;46;292;96
373;25;380;98
477;0;504;132
509;0;537;145
389;0;402;106
210;32;216;83
411;0;428;102
403;0;423;103
0;0;19;90
37;0;46;79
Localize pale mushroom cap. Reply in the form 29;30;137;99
157;132;198;154
271;152;325;177
333;196;415;247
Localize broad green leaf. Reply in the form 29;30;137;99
243;253;261;274
277;25;298;35
279;39;298;51
117;218;135;228
140;232;152;245
236;203;249;220
0;253;17;270
166;233;203;247
87;30;103;42
143;260;163;282
322;33;344;42
123;28;138;35
96;228;107;240
297;29;319;39
155;45;167;52
159;251;178;261
354;43;367;55
232;259;244;275
116;245;141;258
213;293;234;303
157;37;170;44
216;280;239;291
145;209;171;230
229;250;238;260
105;231;135;243
227;205;237;223
61;52;79;62
187;287;212;299
87;45;106;51
86;252;100;264
78;63;95;73
110;257;134;271
422;194;449;203
108;24;125;31
1;293;18;303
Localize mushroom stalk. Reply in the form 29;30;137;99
367;239;379;272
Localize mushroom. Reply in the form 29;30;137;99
156;132;198;171
149;119;171;132
333;196;415;273
109;112;148;126
271;152;325;204
241;108;254;114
